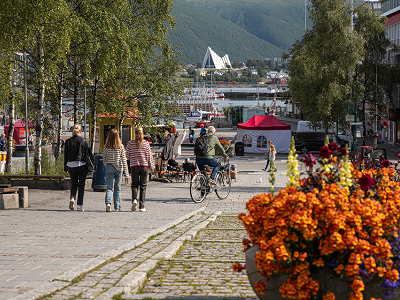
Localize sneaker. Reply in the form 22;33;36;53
139;208;146;212
106;204;111;212
115;208;121;212
208;178;217;185
262;168;266;171
131;199;138;211
77;205;84;212
69;199;75;210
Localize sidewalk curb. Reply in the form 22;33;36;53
97;211;222;299
10;206;208;300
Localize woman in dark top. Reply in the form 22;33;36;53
64;124;94;211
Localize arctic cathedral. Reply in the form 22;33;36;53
201;47;231;69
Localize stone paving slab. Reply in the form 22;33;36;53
1;156;288;300
123;213;256;300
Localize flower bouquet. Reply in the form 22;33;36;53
234;138;400;300
218;138;231;152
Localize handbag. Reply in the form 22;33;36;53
84;141;95;173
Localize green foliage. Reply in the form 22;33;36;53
222;106;244;124
168;0;284;63
287;0;366;132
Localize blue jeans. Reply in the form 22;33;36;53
105;164;123;210
196;157;220;180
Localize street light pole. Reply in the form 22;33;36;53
23;51;29;173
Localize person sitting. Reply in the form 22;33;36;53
182;158;196;180
168;155;179;168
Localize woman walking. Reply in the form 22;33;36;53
262;140;277;172
64;124;94;211
126;127;154;212
102;129;130;212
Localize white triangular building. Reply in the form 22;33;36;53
201;47;231;69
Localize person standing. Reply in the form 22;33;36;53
126;127;154;212
199;124;206;136
64;124;94;211
0;134;6;151
188;127;194;143
262;140;277;172
102;129;130;212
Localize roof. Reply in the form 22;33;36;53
201;47;231;69
237;115;291;130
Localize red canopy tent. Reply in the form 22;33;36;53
237;115;291;130
4;120;34;145
236;115;292;153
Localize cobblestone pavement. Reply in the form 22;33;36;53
2;156;289;300
32;212;256;300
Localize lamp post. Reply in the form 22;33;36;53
23;51;29;173
354;62;358;151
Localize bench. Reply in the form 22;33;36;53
0;175;69;190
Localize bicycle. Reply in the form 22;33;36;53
189;158;231;203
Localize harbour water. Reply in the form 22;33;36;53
213;98;286;110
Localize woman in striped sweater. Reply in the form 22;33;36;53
102;129;130;212
126;127;154;212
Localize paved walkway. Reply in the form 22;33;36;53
0;156;290;300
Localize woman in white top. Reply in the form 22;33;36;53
102;129;130;212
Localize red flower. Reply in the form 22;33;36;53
319;146;332;159
358;174;374;190
328;142;338;152
381;159;391;168
339;147;348;157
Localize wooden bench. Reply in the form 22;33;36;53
0;175;68;190
0;175;64;180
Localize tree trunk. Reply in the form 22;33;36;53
34;39;45;175
372;58;378;149
119;115;124;141
56;66;64;160
5;96;15;174
73;59;78;124
329;112;336;143
90;76;99;154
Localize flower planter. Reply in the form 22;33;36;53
246;246;389;300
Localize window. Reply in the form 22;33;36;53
257;136;268;148
242;134;252;147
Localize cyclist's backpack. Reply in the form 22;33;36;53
194;135;209;156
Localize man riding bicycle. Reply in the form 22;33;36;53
195;126;228;185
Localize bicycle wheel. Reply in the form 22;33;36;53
190;174;207;203
215;171;231;199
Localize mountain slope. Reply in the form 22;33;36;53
168;0;284;63
185;0;307;51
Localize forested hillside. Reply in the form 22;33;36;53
168;0;306;63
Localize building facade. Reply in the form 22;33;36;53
380;0;400;144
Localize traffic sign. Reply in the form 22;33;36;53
65;107;70;112
65;113;70;118
350;122;362;126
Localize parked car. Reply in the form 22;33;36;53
295;132;349;154
351;146;387;170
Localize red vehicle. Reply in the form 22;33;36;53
351;146;387;169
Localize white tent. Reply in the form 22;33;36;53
236;115;292;154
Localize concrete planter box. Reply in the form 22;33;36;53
245;246;390;300
0;178;92;190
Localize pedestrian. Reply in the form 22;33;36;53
102;129;130;212
0;134;6;151
262;140;277;172
188;126;194;143
64;124;94;211
199;124;206;136
126;127;155;212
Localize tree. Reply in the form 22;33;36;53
355;4;399;148
286;0;365;140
